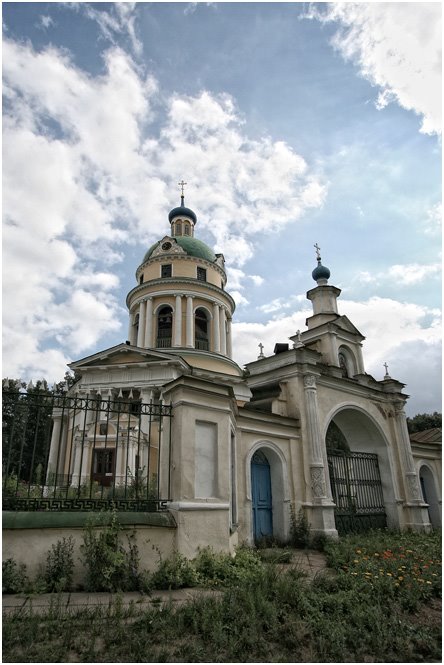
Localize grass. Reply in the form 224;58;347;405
3;530;442;662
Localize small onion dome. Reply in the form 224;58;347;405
312;259;330;284
168;197;197;224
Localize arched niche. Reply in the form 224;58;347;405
337;345;357;378
419;464;441;528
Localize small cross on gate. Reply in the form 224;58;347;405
383;362;389;376
314;243;321;260
258;342;265;359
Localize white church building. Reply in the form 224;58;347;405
46;193;437;556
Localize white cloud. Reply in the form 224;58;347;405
36;15;54;30
308;2;442;135
357;262;441;286
3;34;325;382
423;202;442;236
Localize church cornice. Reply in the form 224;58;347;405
126;278;236;312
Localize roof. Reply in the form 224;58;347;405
142;236;216;263
409;428;442;444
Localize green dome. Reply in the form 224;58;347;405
142;237;216;263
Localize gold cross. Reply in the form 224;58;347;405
178;180;187;197
314;243;321;260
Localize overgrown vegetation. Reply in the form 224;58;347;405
3;530;441;663
407;411;441;433
81;512;148;592
43;537;75;593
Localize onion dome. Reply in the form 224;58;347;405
168;195;197;224
312;244;330;284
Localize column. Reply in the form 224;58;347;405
71;440;82;486
46;412;62;484
129;312;137;345
145;298;153;348
174;295;182;347
393;401;430;530
80;440;91;485
226;318;233;358
219;307;227;355
137;300;146;347
186;296;194;347
303;374;327;498
213;303;220;353
303;373;337;537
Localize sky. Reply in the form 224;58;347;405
2;1;442;416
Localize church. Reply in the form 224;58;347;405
46;190;435;557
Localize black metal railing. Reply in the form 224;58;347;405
2;390;173;512
327;449;387;534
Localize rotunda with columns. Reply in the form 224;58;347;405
126;194;240;376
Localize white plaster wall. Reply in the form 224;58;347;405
3;525;177;588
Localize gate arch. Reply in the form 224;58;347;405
324;405;398;532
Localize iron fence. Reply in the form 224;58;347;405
327;449;387;534
2;390;173;512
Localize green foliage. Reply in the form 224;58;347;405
2;531;442;663
2;558;28;594
289;505;311;548
407;411;442;433
43;537;74;592
80;511;145;592
151;551;200;590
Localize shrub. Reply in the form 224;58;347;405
81;510;145;592
289;505;310;548
151;551;199;590
2;558;28;594
44;536;74;592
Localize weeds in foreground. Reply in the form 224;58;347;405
3;532;441;663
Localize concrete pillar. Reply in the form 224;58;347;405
393;401;431;530
219;307;227;355
186;296;194;347
213;303;220;353
145;298;153;348
226;318;232;358
356;344;365;374
80;441;91;485
46;413;62;484
137;300;146;347
303;373;337;537
129;312;137;345
174;295;182;347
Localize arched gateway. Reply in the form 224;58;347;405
326;407;397;534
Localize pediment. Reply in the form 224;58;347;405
69;343;191;371
331;316;365;339
150;236;186;258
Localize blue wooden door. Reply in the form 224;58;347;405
251;451;273;542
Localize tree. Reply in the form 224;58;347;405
407;412;442;434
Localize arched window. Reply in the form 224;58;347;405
195;308;209;351
134;313;139;341
175;221;182;236
184;223;190;236
157;306;172;348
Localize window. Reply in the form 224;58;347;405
157;306;173;348
92;449;115;487
99;423;108;436
161;264;172;278
195;308;209;350
184;223;190;236
197;267;207;282
139;274;144;284
175;221;182;236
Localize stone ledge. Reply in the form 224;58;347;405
2;511;177;530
